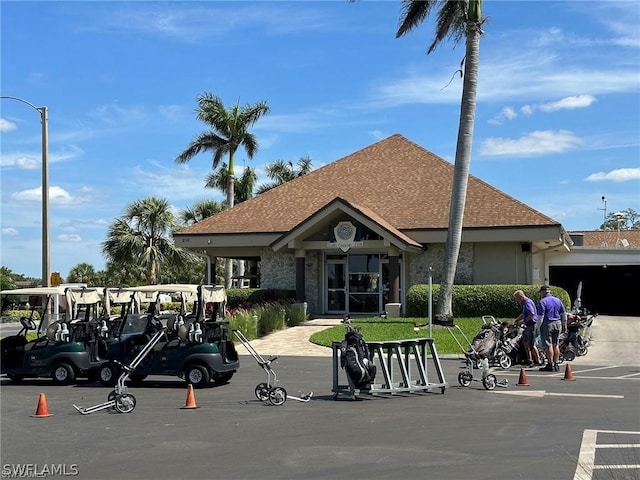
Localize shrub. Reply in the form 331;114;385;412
406;284;570;319
285;303;308;326
226;288;296;309
1;309;39;323
254;303;286;336
226;308;258;340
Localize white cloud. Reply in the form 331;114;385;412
58;234;82;242
11;186;77;204
480;130;583;157
488;107;518;125
0;118;17;132
520;105;534;116
539;95;597;112
14;156;40;170
585;168;640;182
1;227;19;236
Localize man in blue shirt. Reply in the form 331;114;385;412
513;290;541;367
537;285;567;372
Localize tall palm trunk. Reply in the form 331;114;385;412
225;156;236;289
435;21;481;325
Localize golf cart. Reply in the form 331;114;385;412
102;286;143;338
98;284;239;388
0;286;94;384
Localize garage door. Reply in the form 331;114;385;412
550;265;640;315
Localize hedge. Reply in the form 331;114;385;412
405;284;571;319
225;288;297;309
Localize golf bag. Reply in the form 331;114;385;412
340;330;376;388
466;323;499;361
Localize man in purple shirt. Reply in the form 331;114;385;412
537;285;567;372
513;290;541;367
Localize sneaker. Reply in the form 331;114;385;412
553;363;560;372
539;364;554;372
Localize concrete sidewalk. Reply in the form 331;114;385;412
238;315;640;365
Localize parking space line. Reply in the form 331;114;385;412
546;392;624;399
574;430;640;480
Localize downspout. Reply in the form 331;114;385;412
530;235;572;284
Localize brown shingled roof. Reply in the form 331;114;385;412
573;230;640;247
177;134;560;236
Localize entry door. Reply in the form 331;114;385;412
326;259;346;313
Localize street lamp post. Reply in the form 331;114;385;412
1;96;50;286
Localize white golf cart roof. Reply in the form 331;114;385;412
128;284;201;303
0;286;66;297
200;285;227;303
64;286;103;306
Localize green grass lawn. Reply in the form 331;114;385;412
309;317;488;355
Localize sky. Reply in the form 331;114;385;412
1;0;639;280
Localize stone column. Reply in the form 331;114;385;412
295;249;306;302
389;246;400;303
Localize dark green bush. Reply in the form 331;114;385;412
406;284;570;319
226;288;296;309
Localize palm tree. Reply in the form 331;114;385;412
204;164;257;204
256;155;313;194
180;199;227;226
66;262;97;285
175;93;269;287
102;197;193;285
396;0;484;325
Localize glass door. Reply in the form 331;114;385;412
347;254;380;314
326;257;346;313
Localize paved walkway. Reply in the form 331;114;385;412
238;318;341;357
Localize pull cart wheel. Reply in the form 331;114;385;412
496;350;512;370
114;393;137;413
458;371;473;387
268;386;287;406
255;383;270;401
482;374;497;391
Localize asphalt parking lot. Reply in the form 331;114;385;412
1;316;639;480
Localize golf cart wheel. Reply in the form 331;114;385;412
458;371;473;387
255;383;270;401
185;364;210;389
114;393;136;413
51;362;76;385
482;374;497;391
268;386;287;406
99;363;119;387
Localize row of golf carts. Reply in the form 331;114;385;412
0;284;239;388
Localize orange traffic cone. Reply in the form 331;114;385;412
562;363;575;381
517;368;530;386
31;393;53;418
181;384;199;409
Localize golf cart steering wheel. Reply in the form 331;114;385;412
20;316;37;331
